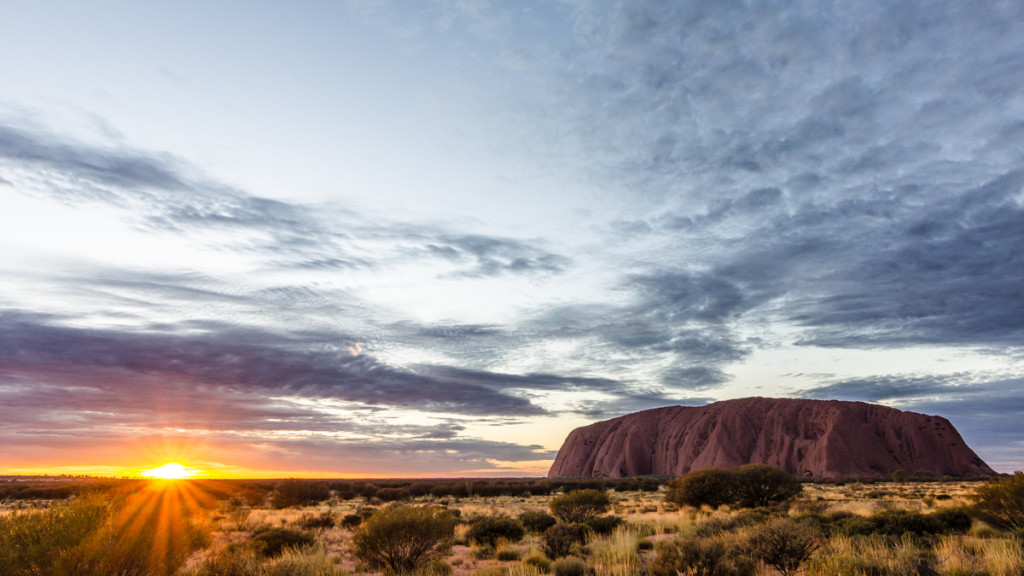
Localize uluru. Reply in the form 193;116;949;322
548;397;996;479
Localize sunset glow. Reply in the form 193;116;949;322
140;462;202;480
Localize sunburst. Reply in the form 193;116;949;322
140;462;202;479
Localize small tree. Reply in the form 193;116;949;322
665;468;738;509
744;518;820;576
971;472;1024;531
351;506;456;574
733;464;803;508
549;489;610;523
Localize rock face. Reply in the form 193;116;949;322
548;397;996;479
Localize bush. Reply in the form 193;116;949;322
520;510;558;533
665;468;738;509
270;479;331;509
971;472;1024;532
744;518;820;575
549;489;610;523
733;464;803;508
543;523;590;558
665;466;802;509
467;514;526;546
930;507;973;534
649;537;755;576
351;505;456;574
552;557;587;576
585;514;623;535
250;527;316;557
871;509;970;536
341;513;364;529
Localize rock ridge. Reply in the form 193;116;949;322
547;397;995;479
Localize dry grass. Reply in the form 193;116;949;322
3;480;1014;576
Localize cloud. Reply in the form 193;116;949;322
423;234;570;278
0;312;542;417
0;123;188;193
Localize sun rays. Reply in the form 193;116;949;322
71;477;220;575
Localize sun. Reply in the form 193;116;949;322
140;462;202;480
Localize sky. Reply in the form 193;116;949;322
1;0;1023;478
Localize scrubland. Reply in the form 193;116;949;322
1;474;1022;576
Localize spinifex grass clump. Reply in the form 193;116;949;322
250;527;315;557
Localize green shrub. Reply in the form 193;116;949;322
930;507;973;533
250;527;316;557
665;466;802;510
871;509;967;536
743;518;821;576
649;537;754;576
351;505;456;574
524;551;553;573
549;489;610;523
551;557;587;576
467;514;526;546
270;479;331;509
585;514;623;535
519;510;558;533
733;464;803;508
828;513;874;536
665;468;739;509
543;523;590;558
971;472;1024;531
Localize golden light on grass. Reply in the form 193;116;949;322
140;462;203;480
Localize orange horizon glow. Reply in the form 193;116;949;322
1;464;551;479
